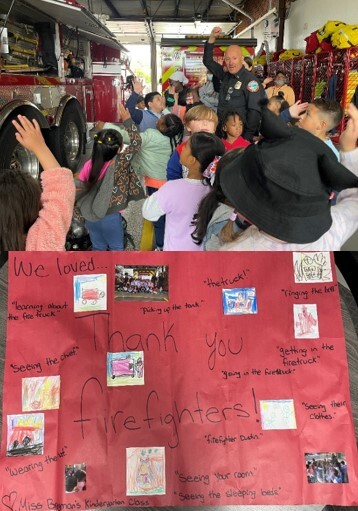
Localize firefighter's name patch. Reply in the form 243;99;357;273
247;80;259;92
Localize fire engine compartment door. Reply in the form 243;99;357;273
7;0;124;50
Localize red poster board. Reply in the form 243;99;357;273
1;251;357;508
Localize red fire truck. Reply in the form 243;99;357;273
0;0;132;177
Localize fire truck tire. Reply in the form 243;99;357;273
0;112;41;179
50;102;85;172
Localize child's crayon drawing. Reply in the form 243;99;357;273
7;413;44;456
260;400;297;430
22;376;60;411
294;304;319;339
107;351;144;386
222;288;258;315
74;274;107;312
126;447;165;496
293;252;333;283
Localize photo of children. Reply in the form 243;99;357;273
305;452;348;483
115;265;169;302
65;464;87;493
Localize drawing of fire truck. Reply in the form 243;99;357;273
111;356;135;379
81;288;105;305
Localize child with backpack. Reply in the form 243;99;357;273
100;113;184;250
76;104;143;251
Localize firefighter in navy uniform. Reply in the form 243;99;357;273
203;26;265;141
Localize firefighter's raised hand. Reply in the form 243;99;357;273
119;103;131;123
133;78;144;95
12;115;59;170
209;26;222;43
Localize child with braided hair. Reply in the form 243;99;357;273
99;112;184;249
77;104;143;251
191;148;247;250
98;113;183;188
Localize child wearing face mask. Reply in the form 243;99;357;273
265;72;296;106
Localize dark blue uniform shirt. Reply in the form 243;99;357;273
203;42;265;141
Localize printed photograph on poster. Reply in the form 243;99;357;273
115;265;169;302
65;464;87;493
126;447;166;496
293;252;333;283
294;304;319;338
107;351;144;386
73;274;107;312
260;399;297;430
222;288;258;315
22;376;60;411
6;413;44;456
161;47;183;66
305;452;348;483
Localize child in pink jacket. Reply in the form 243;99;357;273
0;115;75;251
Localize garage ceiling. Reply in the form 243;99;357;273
0;0;279;49
84;0;252;44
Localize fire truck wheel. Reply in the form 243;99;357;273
50;102;84;171
0;116;40;179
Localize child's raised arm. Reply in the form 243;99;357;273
12;115;60;170
125;79;145;126
12;115;75;251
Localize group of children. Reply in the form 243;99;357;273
115;277;164;295
306;457;348;484
0;85;357;252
